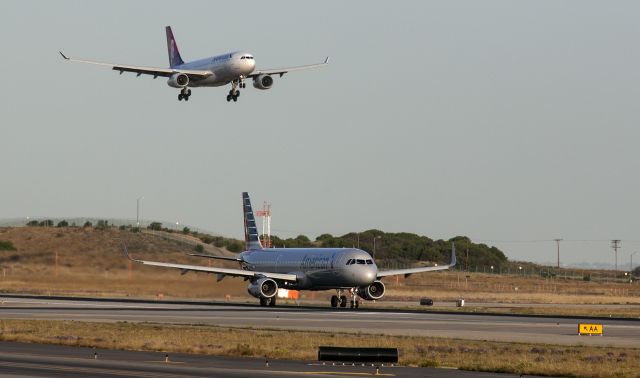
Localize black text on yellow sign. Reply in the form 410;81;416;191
578;323;603;335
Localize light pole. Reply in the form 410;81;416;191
631;252;637;273
553;238;562;269
372;235;382;258
176;221;179;231
136;196;144;227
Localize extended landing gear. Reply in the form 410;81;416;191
330;289;360;309
226;80;241;102
178;88;191;101
260;297;276;307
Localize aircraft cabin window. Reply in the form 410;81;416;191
357;259;365;264
366;260;373;264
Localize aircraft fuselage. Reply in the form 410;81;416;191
241;248;377;290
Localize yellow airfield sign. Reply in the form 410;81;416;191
578;323;603;335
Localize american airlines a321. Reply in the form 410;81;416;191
2;2;639;378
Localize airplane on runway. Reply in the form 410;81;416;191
124;192;456;308
60;26;328;102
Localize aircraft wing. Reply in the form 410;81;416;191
247;57;329;78
123;246;296;282
376;243;457;279
59;52;212;79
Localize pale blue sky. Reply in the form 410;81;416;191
1;1;639;266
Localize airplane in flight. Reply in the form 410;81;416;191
124;192;456;308
60;26;328;102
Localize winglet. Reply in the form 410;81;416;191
59;51;70;60
122;244;135;261
449;242;457;268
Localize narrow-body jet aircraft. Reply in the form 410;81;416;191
125;192;456;308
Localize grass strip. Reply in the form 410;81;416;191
0;319;638;377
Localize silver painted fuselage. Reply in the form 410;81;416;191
240;248;377;290
174;51;256;87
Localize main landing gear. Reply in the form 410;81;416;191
330;289;360;309
178;88;191;101
260;296;276;307
226;79;243;102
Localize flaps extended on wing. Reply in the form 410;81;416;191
123;245;296;282
59;52;212;79
376;242;457;279
247;56;329;78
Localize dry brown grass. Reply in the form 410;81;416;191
1;227;639;317
0;319;638;378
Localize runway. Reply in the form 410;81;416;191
0;341;532;378
1;296;639;347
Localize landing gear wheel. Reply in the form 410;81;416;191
184;95;189;101
232;96;238;102
226;95;231;102
260;298;268;306
187;89;192;96
340;295;348;308
330;295;339;308
178;94;183;101
269;296;276;307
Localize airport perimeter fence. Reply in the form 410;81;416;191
376;260;637;284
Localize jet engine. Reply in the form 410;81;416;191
359;280;385;300
167;73;189;88
253;74;274;90
247;277;278;299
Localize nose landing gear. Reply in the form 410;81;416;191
178;88;191;101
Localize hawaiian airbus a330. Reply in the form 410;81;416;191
60;26;328;102
124;192;456;308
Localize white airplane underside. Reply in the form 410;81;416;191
60;26;328;102
123;192;457;309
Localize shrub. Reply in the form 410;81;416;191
83;221;93;228
227;242;243;253
57;220;69;227
194;244;204;253
0;240;17;251
148;222;162;231
199;235;214;244
213;237;225;248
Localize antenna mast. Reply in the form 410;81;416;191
256;201;272;248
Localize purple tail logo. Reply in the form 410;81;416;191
165;26;185;68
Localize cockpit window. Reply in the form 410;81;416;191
241;56;245;59
346;259;354;265
366;259;373;264
357;259;365;264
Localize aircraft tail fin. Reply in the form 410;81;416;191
165;26;185;68
242;192;263;251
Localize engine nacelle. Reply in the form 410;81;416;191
167;73;189;88
359;280;385;301
253;74;274;90
247;277;278;299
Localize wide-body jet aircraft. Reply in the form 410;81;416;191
60;26;328;102
125;192;456;308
